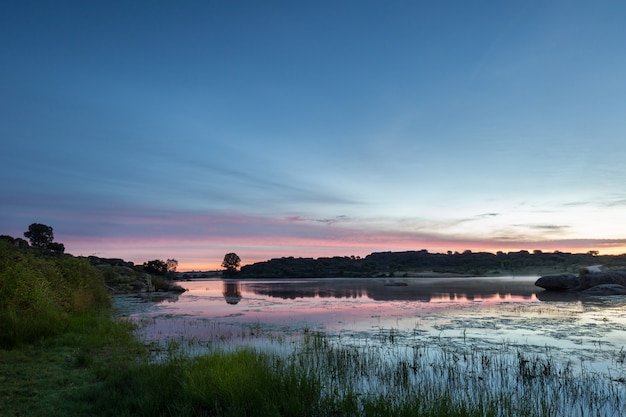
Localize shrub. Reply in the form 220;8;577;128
0;241;110;347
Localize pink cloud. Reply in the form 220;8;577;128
55;210;626;271
7;202;623;271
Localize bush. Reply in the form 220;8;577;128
0;241;110;347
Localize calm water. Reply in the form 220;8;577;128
114;276;626;375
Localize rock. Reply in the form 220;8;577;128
163;284;186;293
534;274;579;291
580;284;626;296
576;271;626;291
536;271;626;294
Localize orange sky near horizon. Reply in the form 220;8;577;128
63;234;626;272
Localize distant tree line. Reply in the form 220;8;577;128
238;249;626;278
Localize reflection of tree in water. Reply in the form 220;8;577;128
223;281;242;305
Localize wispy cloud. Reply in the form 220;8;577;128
520;224;570;231
477;213;500;218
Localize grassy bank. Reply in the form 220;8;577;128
0;241;142;415
2;241;625;416
0;241;110;347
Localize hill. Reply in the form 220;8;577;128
238;249;626;278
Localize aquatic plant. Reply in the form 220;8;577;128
99;326;624;417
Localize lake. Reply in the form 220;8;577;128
114;276;626;375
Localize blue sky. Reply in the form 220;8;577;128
2;1;626;270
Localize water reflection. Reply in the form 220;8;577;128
222;280;242;305
138;276;623;307
242;277;538;303
115;276;626;376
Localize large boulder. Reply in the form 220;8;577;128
534;274;579;291
536;271;626;294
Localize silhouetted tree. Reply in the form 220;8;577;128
222;253;241;277
22;223;64;253
24;223;54;249
166;258;178;272
143;259;168;275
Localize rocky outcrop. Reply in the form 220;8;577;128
163;283;186;293
535;271;626;295
534;273;579;291
94;262;185;294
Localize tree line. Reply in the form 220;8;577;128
238;249;626;278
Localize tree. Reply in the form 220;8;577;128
143;259;168;275
166;258;178;272
222;253;241;277
24;223;54;249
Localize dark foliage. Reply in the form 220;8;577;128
222;253;241;277
21;223;65;254
22;223;65;253
143;259;169;275
24;223;54;248
239;250;626;278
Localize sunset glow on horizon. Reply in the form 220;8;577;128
2;2;626;270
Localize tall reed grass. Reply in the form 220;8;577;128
90;328;625;417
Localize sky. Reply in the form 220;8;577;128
2;1;626;271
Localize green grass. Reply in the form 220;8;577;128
0;312;143;417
